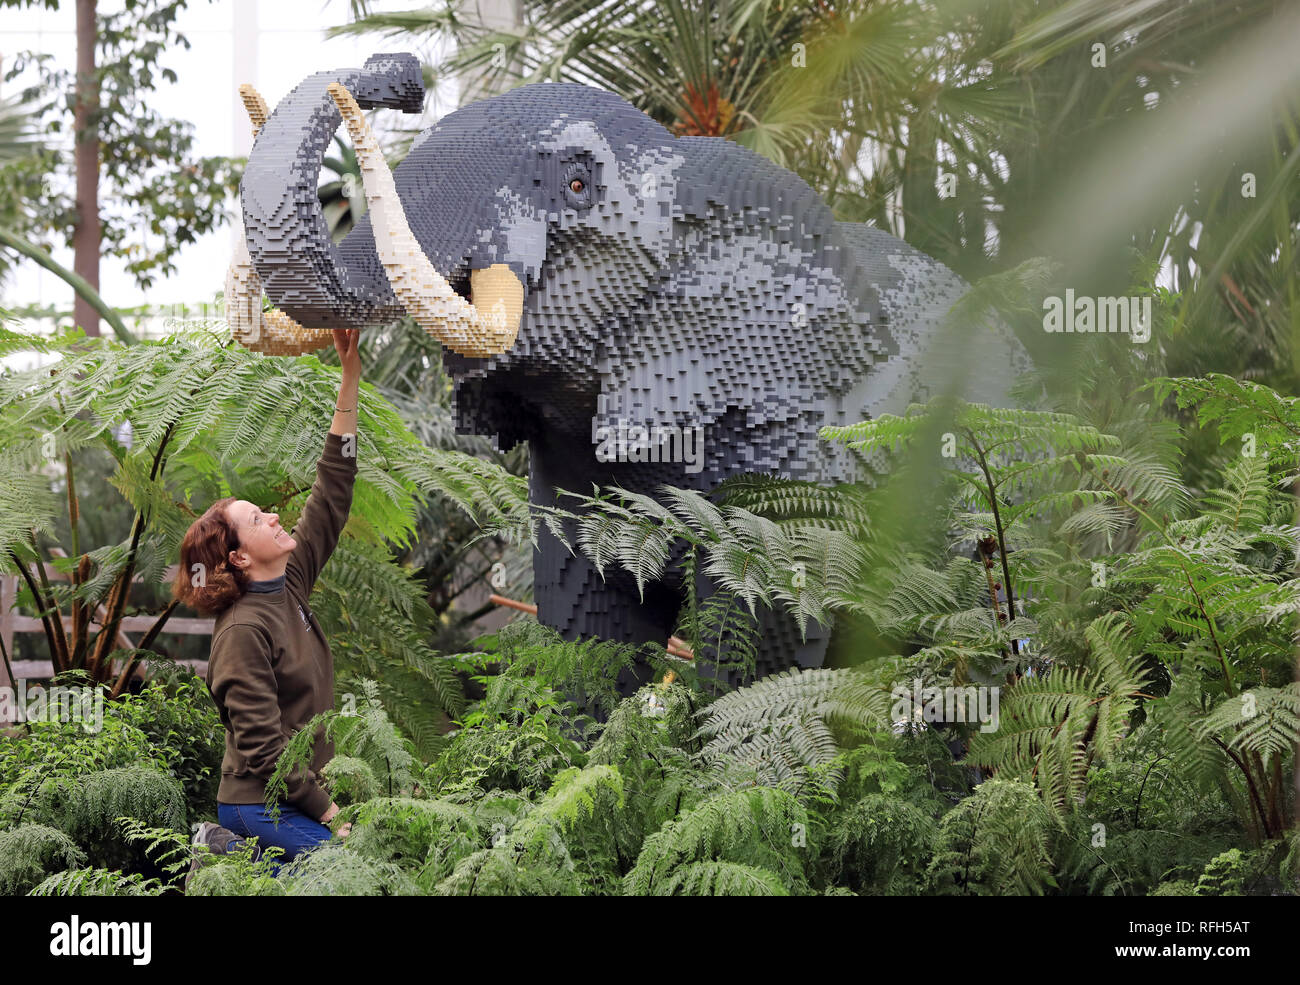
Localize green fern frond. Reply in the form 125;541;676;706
432;846;581;896
0;824;87;895
824;794;937;895
15;766;186;840
29;866;168;897
970;614;1149;813
656;860;790;896
625;786;811;895
1198;685;1300;767
927;779;1056;895
273;841;422;896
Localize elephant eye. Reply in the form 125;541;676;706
561;161;593;208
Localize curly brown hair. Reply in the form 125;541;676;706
172;496;250;616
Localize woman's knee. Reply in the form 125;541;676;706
247;804;331;854
214;803;331;873
278;808;334;853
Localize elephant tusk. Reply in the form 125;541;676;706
238;83;270;134
225;229;334;356
225;84;333;357
326;81;523;359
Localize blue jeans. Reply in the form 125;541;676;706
217;801;333;876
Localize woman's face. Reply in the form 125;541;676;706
224;500;297;570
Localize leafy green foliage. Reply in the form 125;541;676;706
469;620;661;722
696;667;868;794
927;779;1057;895
0;824;86;895
625;787;812;896
824;794;938;895
969;614;1152;814
265;679;419;816
4;359;1298;896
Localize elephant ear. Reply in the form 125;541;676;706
589;135;887;484
833;224;1033;421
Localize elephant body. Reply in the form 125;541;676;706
241;54;1029;694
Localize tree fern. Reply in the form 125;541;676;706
115;817;194;879
502;764;627;893
183;839;287;896
823;794;937;895
266;679;419;814
542;481;866;640
675;587;760;687
1197;685;1300;768
473;619;663;721
927;779;1056;896
712;474;874;542
584;685;705;858
0;449;60;566
695;668;857;795
12;766;186;842
969;614;1151;814
29;866;169;897
320;756;380;804
314;540;466;755
1152;374;1300;455
340;796;482;886
1203;454;1279;532
1076;828;1234;896
275;841;422;896
1191;847;1281;896
515;765;624;837
432;845;581;896
426;712;585;799
625;786;811;895
1143;676;1236;799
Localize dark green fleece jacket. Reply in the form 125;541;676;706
206;430;356;820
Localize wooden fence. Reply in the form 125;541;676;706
0;554;212;688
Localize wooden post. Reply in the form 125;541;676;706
487;592;694;659
0;574;14;688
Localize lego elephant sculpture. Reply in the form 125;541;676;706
229;52;1029;693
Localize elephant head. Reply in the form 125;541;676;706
237;54;1028;485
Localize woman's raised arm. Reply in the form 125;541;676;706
284;329;362;594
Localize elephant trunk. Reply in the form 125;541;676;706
327;84;523;359
240;53;423;329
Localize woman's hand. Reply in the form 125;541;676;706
332;328;362;380
329;330;361;436
319;801;351;838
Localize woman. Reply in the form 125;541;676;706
174;328;361;876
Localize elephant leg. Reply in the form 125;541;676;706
527;431;687;710
533;518;680;708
